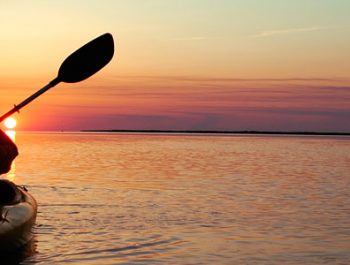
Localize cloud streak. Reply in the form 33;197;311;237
254;26;330;38
171;37;207;41
13;75;350;132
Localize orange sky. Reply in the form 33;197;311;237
0;1;349;132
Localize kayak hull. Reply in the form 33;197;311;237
0;184;37;253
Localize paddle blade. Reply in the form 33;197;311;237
58;33;114;83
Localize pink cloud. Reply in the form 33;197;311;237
17;76;350;132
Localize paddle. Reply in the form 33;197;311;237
0;33;114;123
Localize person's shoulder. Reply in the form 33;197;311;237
0;130;16;145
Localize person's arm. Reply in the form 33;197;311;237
0;130;18;174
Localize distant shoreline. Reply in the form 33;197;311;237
81;130;350;136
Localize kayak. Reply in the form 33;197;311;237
0;180;37;252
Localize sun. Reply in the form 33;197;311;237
4;117;17;129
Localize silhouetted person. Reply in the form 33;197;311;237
0;129;18;174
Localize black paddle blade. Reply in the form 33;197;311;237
57;33;114;83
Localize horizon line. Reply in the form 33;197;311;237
10;129;350;136
79;130;350;136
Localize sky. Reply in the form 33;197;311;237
0;0;349;132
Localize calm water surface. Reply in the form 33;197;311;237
3;132;350;264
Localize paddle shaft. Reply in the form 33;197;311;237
0;77;60;123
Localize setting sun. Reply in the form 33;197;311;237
4;117;17;129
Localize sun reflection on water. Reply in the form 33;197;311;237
5;129;16;142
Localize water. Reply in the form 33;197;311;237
3;132;350;264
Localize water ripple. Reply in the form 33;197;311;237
10;133;350;264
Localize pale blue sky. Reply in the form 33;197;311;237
1;0;350;78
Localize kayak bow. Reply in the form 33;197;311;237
0;180;37;252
